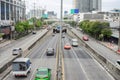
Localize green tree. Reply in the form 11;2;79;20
101;28;112;38
15;22;25;33
35;20;42;28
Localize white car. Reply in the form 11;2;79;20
71;39;78;47
12;48;23;55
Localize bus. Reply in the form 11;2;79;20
12;58;31;77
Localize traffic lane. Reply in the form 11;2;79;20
43;35;59;59
62;34;114;80
73;47;115;80
30;59;56;80
62;37;87;80
28;30;58;59
63;49;87;80
28;36;53;59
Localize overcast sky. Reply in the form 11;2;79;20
25;0;120;17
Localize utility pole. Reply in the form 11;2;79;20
118;12;120;52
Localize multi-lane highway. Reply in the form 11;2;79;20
2;29;115;80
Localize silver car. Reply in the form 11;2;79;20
12;48;23;56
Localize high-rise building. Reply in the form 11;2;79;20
73;0;101;13
0;0;26;25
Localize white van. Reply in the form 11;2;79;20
12;58;31;77
71;39;78;47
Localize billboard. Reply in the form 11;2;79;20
70;9;79;14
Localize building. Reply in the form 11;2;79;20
47;11;57;19
0;0;26;25
0;0;25;39
27;8;45;19
76;12;104;22
73;0;101;13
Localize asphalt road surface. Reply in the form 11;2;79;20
3;29;115;80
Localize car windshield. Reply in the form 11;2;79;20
37;70;48;75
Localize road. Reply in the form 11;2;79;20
61;30;115;80
3;29;115;80
3;30;58;80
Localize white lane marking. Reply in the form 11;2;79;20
71;47;90;80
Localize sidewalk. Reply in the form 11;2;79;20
100;41;118;52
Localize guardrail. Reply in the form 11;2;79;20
69;28;120;80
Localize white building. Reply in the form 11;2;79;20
0;0;26;26
27;8;45;19
76;12;104;22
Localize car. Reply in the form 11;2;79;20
34;68;51;80
116;60;120;69
12;48;23;55
32;31;36;34
71;39;78;47
64;43;71;49
82;35;89;41
46;48;54;56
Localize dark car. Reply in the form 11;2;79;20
46;48;54;56
32;31;36;34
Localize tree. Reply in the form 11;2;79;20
101;28;112;38
35;19;42;28
15;22;25;33
79;20;112;40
